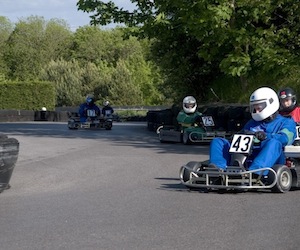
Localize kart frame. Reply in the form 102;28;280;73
68;114;113;130
180;164;278;190
180;132;300;193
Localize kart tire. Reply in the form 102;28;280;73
270;164;292;193
68;126;78;130
190;132;199;142
182;132;190;145
159;138;167;143
181;161;202;182
68;124;78;130
68;120;78;130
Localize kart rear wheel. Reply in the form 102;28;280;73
181;161;202;182
270;164;292;193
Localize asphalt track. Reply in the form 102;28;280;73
0;121;300;250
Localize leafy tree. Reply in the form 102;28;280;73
108;59;143;105
124;46;165;105
0;16;13;79
70;26;110;65
40;59;84;106
42;19;73;61
77;0;300;99
71;26;151;66
71;26;165;105
4;16;72;80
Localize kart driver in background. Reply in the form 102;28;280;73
278;87;300;123
79;95;101;122
102;100;114;117
208;87;296;176
176;96;202;129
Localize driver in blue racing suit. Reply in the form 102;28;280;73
209;87;296;175
79;95;101;122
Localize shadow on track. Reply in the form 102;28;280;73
0;122;210;155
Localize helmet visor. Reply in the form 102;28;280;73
184;103;196;109
280;96;293;108
250;101;267;114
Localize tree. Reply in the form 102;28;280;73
71;26;165;105
4;16;72;80
70;26;110;65
0;16;13;79
108;59;143;105
77;0;300;99
43;18;73;61
40;59;84;106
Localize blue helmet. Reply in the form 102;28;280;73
86;95;95;105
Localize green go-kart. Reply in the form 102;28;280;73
157;115;232;144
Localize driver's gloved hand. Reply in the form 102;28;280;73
255;131;267;141
194;115;202;126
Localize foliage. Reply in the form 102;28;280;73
0;16;13;78
0;81;55;110
3;1;300;108
4;16;72;81
70;26;165;105
40;59;84;106
0;15;165;107
77;0;300;99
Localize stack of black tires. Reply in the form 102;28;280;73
146;104;250;133
0;134;19;193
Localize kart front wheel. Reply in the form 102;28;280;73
270;164;292;193
182;132;190;145
68;122;78;130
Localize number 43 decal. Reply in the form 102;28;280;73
229;134;254;154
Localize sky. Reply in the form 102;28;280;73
0;0;135;31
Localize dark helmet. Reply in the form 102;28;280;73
86;95;95;106
278;87;297;112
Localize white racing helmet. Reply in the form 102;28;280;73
103;100;109;106
183;96;197;114
250;87;279;121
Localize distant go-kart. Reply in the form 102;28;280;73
180;129;300;193
157;116;232;144
67;110;113;130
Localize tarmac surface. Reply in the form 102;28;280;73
0;121;300;250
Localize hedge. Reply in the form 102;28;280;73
0;81;55;110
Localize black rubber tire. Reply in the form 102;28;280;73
68;126;77;130
0;133;8;139
270;165;292;193
181;161;202;182
182;132;190;145
159;139;167;143
68;120;78;130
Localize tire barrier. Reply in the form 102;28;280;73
0;134;19;193
147;104;249;133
